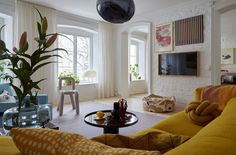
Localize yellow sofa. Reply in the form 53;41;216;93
1;87;236;155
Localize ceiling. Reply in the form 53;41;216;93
25;0;191;20
221;9;236;36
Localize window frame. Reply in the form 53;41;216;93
57;27;94;83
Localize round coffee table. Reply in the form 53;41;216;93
84;110;138;134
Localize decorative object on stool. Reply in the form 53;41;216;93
0;9;66;129
185;101;221;126
143;94;176;113
58;77;79;116
118;98;127;120
96;0;135;23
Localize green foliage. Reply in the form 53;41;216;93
58;71;80;85
0;10;66;111
130;64;141;80
0;60;6;80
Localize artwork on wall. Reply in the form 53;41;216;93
155;23;173;52
221;48;235;65
175;15;204;46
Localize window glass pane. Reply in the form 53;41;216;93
130;45;137;66
130;40;146;81
77;36;90;77
58;34;74;75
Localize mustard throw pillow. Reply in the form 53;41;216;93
10;128;161;155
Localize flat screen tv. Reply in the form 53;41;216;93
158;51;199;76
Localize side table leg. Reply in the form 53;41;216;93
103;127;119;134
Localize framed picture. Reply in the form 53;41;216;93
221;48;235;65
155;22;173;52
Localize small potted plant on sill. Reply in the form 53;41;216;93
58;71;80;85
130;64;141;81
0;10;66;130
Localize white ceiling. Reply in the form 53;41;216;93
25;0;191;20
221;9;236;36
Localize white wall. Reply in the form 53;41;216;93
221;36;236;72
113;0;213;104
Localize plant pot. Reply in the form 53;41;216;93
2;104;51;132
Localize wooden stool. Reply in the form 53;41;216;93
57;77;79;116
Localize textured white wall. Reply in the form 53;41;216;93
221;36;236;73
113;0;213;105
151;1;212;104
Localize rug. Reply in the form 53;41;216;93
52;103;164;138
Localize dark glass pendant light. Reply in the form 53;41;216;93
96;0;135;24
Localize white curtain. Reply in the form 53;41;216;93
15;0;58;105
98;21;114;98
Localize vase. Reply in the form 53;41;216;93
2;104;51;133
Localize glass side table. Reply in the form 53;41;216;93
2;104;52;134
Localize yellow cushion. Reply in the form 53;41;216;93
0;136;20;155
163;98;236;155
194;87;203;101
10;128;161;155
150;112;202;137
92;129;189;154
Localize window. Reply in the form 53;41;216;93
57;27;96;84
130;38;146;81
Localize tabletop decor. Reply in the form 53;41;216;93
118;98;128;119
0;9;66;129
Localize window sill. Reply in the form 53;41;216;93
130;80;146;82
78;82;98;86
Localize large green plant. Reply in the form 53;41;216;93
0;10;66;111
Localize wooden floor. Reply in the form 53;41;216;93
54;93;185;118
52;94;185;137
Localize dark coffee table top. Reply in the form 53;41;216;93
84;110;138;128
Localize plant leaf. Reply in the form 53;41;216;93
32;61;57;73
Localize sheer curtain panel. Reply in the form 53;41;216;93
98;22;114;98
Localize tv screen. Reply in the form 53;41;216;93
158;51;199;76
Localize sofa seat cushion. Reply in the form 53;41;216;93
151;112;202;137
0;136;20;155
163;98;236;155
93;129;190;154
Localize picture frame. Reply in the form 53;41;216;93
221;48;235;65
155;22;173;52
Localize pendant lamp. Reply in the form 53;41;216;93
96;0;135;23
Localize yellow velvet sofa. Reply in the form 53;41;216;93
1;87;236;155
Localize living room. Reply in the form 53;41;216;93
0;0;236;155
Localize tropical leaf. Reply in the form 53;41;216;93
42;48;68;54
32;61;57;73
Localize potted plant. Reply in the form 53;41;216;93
0;10;66;129
0;60;7;82
58;71;80;85
130;64;141;81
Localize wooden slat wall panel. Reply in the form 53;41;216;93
175;15;204;46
